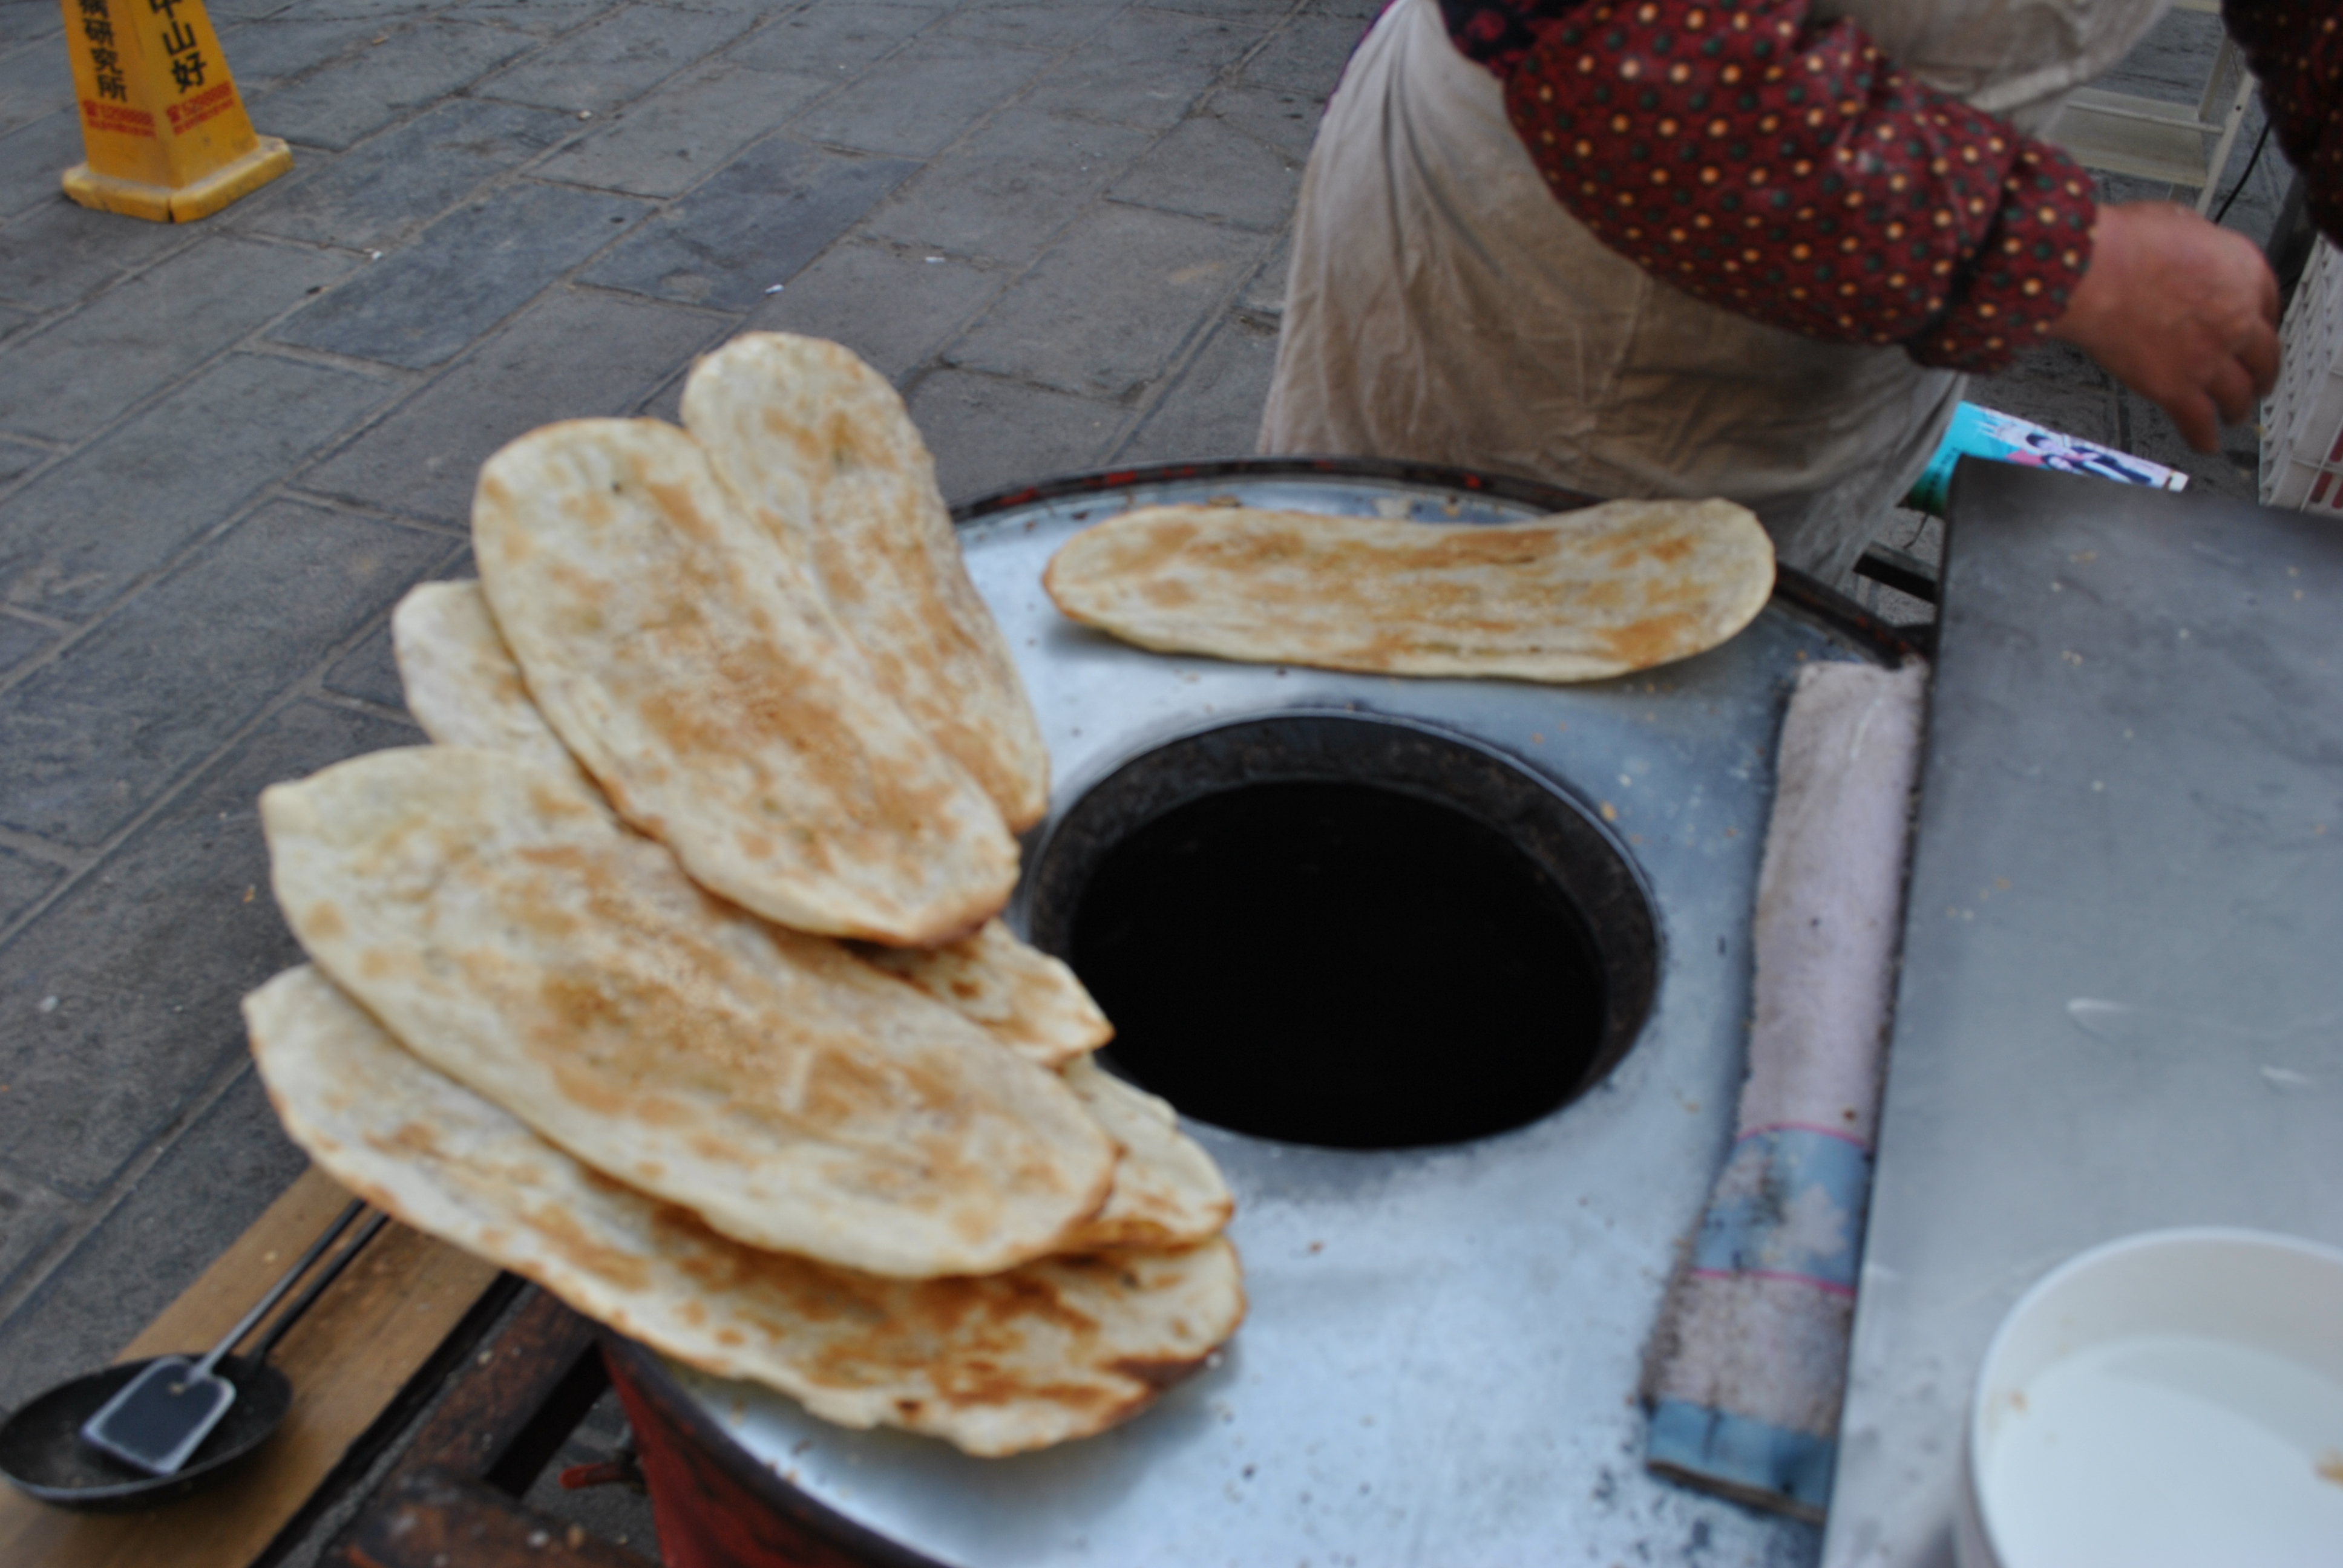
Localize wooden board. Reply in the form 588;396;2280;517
0;1166;503;1568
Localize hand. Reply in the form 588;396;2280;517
2046;201;2281;454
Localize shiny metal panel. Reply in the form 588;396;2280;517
1824;463;2343;1568
672;470;1878;1567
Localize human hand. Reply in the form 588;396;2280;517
2045;201;2280;454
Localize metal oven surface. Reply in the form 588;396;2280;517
649;462;1895;1568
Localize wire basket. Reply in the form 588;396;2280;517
2263;235;2343;514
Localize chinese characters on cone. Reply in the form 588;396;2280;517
60;0;290;221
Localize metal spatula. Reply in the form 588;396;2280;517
77;1198;369;1476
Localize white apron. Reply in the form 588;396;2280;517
1260;0;2171;580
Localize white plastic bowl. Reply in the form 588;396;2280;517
1956;1228;2343;1568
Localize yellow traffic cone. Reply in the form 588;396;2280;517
59;0;291;222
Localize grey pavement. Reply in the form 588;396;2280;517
0;0;2298;1554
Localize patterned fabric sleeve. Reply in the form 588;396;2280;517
1440;0;2097;373
2224;2;2342;244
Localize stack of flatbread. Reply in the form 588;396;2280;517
244;335;1241;1457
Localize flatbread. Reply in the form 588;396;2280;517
683;334;1050;831
1043;498;1777;683
857;919;1111;1070
244;967;1243;1457
388;596;1099;1071
261;745;1114;1278
390;580;592;791
854;944;1229;1247
1057;1057;1234;1250
473;416;1016;947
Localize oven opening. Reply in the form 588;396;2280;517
1025;716;1657;1150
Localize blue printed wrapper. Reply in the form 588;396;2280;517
1904;402;2189;516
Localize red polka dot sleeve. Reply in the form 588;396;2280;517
2223;2;2342;246
1438;0;2096;374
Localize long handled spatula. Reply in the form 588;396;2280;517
77;1198;370;1476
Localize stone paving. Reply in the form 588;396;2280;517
0;0;2299;1551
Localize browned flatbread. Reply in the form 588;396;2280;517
1056;1057;1234;1249
390;579;595;793
856;918;1111;1069
683;335;1050;829
1043;498;1776;683
261;745;1115;1279
473;416;1017;947
245;967;1243;1457
390;589;1106;1076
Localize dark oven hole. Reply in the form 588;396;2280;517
1024;715;1658;1150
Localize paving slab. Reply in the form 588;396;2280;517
214;14;386;90
722;2;947;77
1018;5;1264;129
0;498;447;848
0;841;62;927
300;287;725;523
1154;0;1310;13
1205;77;1323;158
863;106;1156;264
0;352;399;621
320;619;409;712
210;0;309;19
1111;111;1303;229
0;236;354;443
788;28;1051;158
580;135;917;309
1239;9;1362;94
0;1174;70;1317
249;16;538;150
241;96;580;250
0;432;43;490
0;191;204;315
1971;342;2121;451
275;0;459;19
321;548;473;711
0;31;69;137
473;0;760;115
534;57;835;198
934;0;1129;52
2120;384;2262;501
0;1061;306;1411
0;109;82;220
744;242;1002;382
1237;226;1290;320
0;694;416;1201
446;0;631;36
1116;309;1278;462
0;0;58;47
270;180;653;367
0;611;53;679
905;366;1125;501
2111;5;2227;104
946;199;1268;400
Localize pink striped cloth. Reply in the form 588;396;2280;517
1643;658;1928;1520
